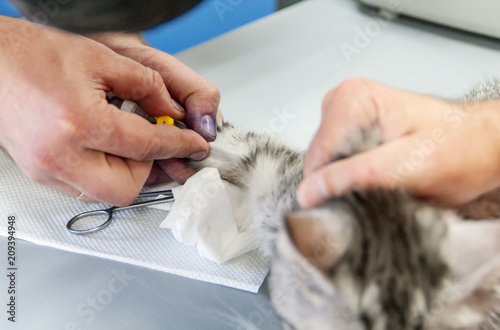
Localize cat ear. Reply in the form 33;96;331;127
441;218;500;277
285;207;353;274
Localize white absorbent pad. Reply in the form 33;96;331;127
0;151;268;292
153;168;259;264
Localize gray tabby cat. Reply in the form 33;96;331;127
189;79;500;330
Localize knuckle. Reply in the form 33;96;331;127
338;77;372;91
151;69;164;90
204;83;221;104
137;131;162;160
90;179;141;207
52;103;83;141
34;155;55;174
113;192;139;207
356;163;378;186
324;77;373;110
185;129;207;150
136;48;163;71
25;151;56;183
322;78;380;127
189;83;221;112
143;67;164;94
163;130;205;160
321;89;340;115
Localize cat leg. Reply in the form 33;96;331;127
187;121;303;259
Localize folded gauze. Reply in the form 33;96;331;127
157;168;258;263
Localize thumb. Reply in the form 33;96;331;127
183;88;220;142
297;139;417;208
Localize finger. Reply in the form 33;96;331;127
156;158;196;185
183;90;219;142
94;51;185;119
303;79;435;179
25;173;100;203
297;137;431;208
61;151;153;206
137;51;220;141
303;79;381;178
19;138;151;205
84;103;209;161
144;161;173;187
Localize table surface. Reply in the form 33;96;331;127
2;0;500;329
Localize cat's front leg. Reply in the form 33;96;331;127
187;120;304;259
187;121;255;187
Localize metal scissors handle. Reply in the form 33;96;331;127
67;190;174;235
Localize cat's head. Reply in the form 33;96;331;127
269;191;500;330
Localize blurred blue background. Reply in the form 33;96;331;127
0;0;278;54
144;0;276;53
0;0;19;17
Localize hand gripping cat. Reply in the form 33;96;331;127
188;80;500;330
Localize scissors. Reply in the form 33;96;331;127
67;190;174;235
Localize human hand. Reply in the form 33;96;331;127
88;32;221;184
297;78;500;208
0;17;209;205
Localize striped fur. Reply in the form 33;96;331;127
188;79;500;329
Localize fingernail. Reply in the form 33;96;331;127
296;185;308;208
296;177;328;209
316;176;329;200
189;151;208;161
201;115;216;138
172;99;185;113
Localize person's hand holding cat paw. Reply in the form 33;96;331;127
298;78;500;208
0;17;209;206
88;32;221;185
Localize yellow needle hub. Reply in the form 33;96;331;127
155;116;175;125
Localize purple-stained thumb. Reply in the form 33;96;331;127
185;112;217;142
181;87;220;142
182;98;217;142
